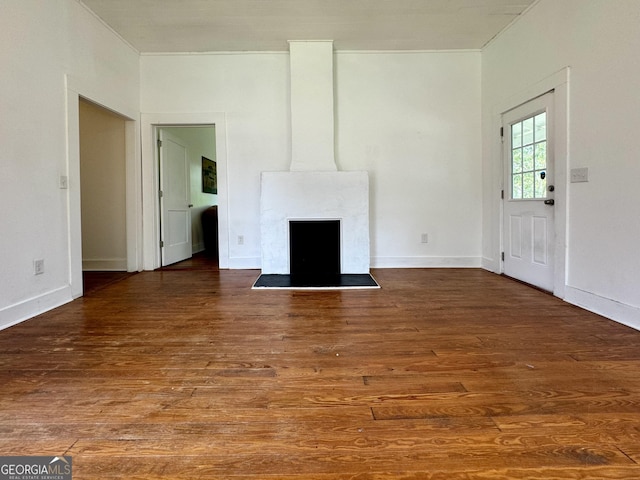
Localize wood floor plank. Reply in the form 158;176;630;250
1;266;639;479
69;446;635;477
371;389;640;419
68;467;640;480
493;413;640;444
66;437;634;466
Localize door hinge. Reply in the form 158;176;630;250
160;240;164;248
159;190;163;198
501;251;505;261
500;127;504;137
157;138;162;148
501;189;504;199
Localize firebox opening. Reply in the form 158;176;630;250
290;220;340;283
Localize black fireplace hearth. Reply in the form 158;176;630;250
252;272;378;289
254;219;378;289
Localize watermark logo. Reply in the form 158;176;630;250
0;456;72;480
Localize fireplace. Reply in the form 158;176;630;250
254;171;377;288
254;40;377;289
290;220;340;283
259;171;369;275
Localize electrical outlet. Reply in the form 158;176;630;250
421;233;429;244
237;235;244;245
34;259;44;275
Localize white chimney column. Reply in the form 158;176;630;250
259;40;370;275
288;41;337;171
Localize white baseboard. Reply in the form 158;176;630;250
564;286;640;332
0;286;73;331
371;256;482;268
230;256;484;270
479;263;640;333
481;256;500;273
227;256;261;270
82;258;127;271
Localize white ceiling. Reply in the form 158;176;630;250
80;0;537;53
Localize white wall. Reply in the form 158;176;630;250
141;50;482;269
163;126;217;253
336;52;482;267
0;0;140;329
79;99;127;271
482;0;640;328
141;53;290;269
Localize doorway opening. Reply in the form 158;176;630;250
157;126;218;268
79;98;131;294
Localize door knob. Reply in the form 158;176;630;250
544;199;555;206
188;204;194;208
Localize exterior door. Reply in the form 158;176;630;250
159;129;192;266
503;92;555;291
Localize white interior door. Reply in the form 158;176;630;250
503;92;555;291
159;129;192;266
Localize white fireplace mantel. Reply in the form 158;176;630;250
260;171;370;274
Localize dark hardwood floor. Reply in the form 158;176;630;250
158;251;220;271
1;268;640;479
82;271;137;296
83;252;218;295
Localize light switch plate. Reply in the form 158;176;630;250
570;167;589;183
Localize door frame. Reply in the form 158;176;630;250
496;68;569;298
66;76;142;299
141;113;229;270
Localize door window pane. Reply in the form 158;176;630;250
522;117;534;145
535;112;546;142
523;172;534;198
512;123;522;148
510;112;548;200
523;145;534;172
535;142;547;169
512;173;522;199
513;148;523;173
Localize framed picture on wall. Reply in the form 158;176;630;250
202;156;217;194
